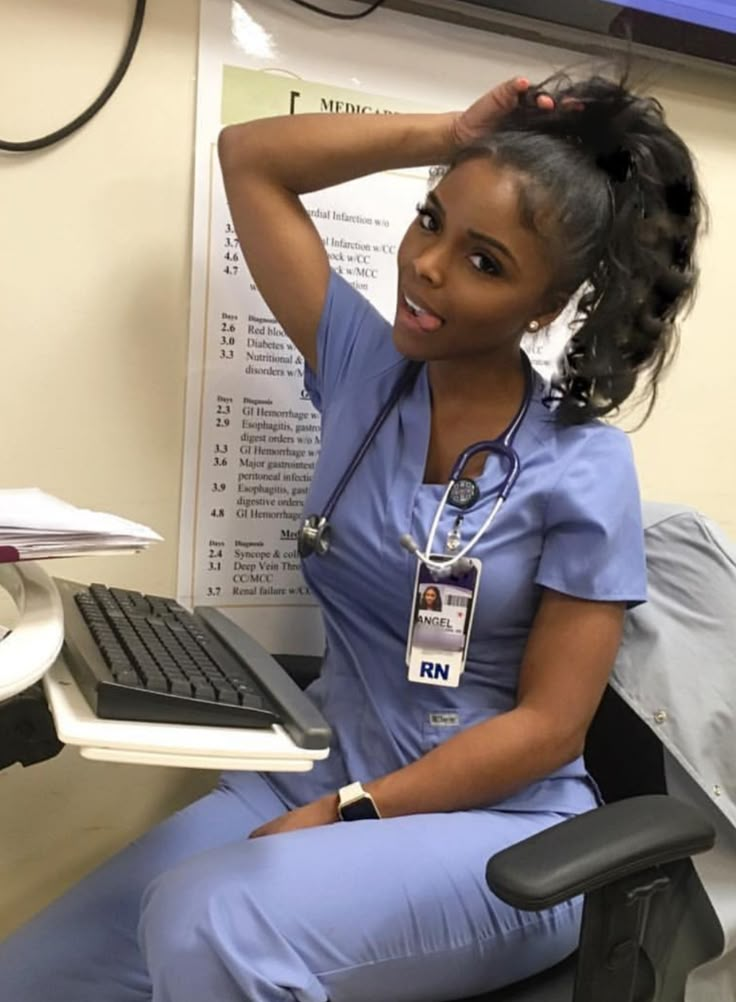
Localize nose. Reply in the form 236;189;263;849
412;243;446;287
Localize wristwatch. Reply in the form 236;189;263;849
337;781;381;822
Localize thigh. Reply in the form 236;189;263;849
0;771;287;1002
141;808;581;1002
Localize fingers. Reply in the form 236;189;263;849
514;80;584;113
509;77;553;110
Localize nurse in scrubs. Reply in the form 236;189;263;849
0;75;704;1002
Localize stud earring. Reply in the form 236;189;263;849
527;320;541;333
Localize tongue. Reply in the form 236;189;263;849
417;311;442;332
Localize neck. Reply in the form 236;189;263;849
427;349;527;417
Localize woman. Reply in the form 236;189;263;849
0;75;702;1001
419;585;442;612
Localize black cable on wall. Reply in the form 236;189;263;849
288;0;386;20
0;0;147;153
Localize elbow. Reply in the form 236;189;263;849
518;708;587;772
546;721;587;768
218;122;260;175
217;124;240;174
566;732;587;763
556;727;588;770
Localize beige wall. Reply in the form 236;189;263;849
0;0;734;937
0;0;213;939
623;67;736;528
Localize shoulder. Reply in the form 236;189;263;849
527;378;635;482
307;271;403;413
320;270;395;356
553;418;634;473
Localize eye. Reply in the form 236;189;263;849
415;202;439;232
469;252;502;277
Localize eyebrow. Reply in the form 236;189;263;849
427;190;519;269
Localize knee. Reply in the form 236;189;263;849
138;863;230;978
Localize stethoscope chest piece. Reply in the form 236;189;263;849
448;478;480;511
298;515;332;558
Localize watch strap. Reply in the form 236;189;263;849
337;781;381;821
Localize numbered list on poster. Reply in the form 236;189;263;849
184;168;425;608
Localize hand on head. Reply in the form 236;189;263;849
452;77;555;148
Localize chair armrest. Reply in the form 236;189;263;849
486;795;715;911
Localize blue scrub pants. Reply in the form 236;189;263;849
0;771;582;1002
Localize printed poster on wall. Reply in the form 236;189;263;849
179;4;436;654
179;0;573;654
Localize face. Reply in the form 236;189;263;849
393;156;563;365
423;587;439;608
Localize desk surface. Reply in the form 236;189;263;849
44;657;330;772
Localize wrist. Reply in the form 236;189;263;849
322;793;340;823
434;111;465;162
445;109;476;154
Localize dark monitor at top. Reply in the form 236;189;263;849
457;0;736;70
605;1;734;35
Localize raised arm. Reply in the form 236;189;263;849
217;79;542;371
217;112;456;371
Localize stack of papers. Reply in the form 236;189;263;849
0;489;163;562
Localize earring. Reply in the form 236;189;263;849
527;320;540;333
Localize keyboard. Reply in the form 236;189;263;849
56;580;331;750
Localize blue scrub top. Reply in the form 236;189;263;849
266;272;647;815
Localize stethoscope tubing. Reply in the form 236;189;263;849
417;405;527;572
320;362;421;524
299;354;533;567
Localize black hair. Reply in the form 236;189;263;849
451;74;705;425
419;585;442;611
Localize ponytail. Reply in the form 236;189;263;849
455;74;705;424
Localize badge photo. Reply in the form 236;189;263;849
406;558;481;687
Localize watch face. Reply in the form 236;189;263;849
341;796;380;822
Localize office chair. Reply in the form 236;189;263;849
271;671;722;1002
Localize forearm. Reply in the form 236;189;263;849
218;111;458;195
365;707;583;818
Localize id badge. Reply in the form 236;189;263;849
406;557;481;687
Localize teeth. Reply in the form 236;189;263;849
404;294;426;316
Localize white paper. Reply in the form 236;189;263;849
0;489;162;560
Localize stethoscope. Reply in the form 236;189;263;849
298;353;533;576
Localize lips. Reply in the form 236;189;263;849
401;291;444;333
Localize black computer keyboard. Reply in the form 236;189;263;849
56;580;331;750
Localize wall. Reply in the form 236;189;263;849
0;0;213;939
0;0;734;937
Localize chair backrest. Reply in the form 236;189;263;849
588;503;736;825
608;502;736;830
584;686;666;803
